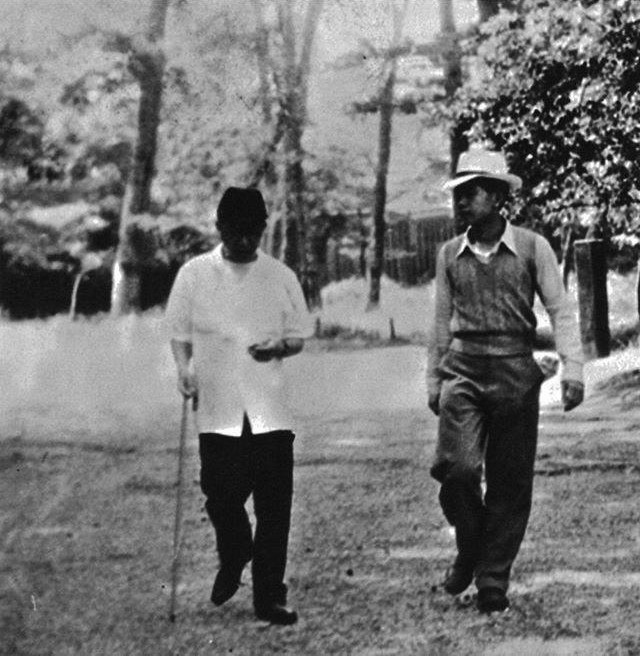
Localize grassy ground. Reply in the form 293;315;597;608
3;348;640;655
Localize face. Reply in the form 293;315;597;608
217;221;265;263
452;180;500;227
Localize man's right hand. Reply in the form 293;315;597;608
428;392;440;416
177;371;198;407
562;379;584;412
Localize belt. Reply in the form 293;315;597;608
449;333;533;356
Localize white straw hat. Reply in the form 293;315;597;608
443;148;522;191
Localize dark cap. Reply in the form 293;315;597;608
216;187;268;228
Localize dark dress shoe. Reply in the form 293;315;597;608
254;603;298;625
477;587;509;613
443;565;474;595
210;564;245;606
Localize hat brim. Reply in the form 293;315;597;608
443;172;522;191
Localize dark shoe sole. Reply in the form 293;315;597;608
477;588;509;613
211;581;240;606
210;562;249;606
255;606;298;625
443;568;474;596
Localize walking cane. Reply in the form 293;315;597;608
168;395;194;622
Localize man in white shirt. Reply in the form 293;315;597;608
165;187;312;625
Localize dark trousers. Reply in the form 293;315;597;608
199;415;294;608
431;350;545;592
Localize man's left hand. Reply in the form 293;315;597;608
561;379;584;412
428;392;440;416
248;339;284;362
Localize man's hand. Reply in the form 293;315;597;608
248;339;283;362
177;370;199;409
249;337;303;362
537;354;559;381
171;340;198;408
428;392;440;416
562;379;584;412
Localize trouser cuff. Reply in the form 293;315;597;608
253;581;288;610
475;575;509;593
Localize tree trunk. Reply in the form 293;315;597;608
275;0;324;307
249;0;280;190
111;0;169;315
574;239;610;358
281;108;305;275
367;0;409;309
69;272;83;321
251;0;273;125
476;0;520;21
476;0;500;21
637;260;640;323
439;0;464;176
278;1;304;275
367;72;396;309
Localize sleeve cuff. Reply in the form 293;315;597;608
170;334;193;343
426;375;442;396
560;359;583;384
284;318;315;339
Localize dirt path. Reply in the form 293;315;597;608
3;368;640;654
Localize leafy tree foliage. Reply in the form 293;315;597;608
0;99;43;167
0;0;443;317
440;0;640;251
0;33;138;199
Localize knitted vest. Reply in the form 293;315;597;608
442;225;539;353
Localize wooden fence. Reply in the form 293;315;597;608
324;209;455;286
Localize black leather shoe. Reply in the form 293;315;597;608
443;565;474;595
477;587;509;613
255;603;298;625
210;563;246;606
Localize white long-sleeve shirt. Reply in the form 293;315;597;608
165;245;313;436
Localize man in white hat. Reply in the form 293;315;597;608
427;148;584;613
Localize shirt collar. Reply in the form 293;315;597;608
456;220;517;258
213;243;263;266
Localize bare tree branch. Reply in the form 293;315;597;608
277;0;296;94
298;0;325;82
248;108;286;187
250;0;273;123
